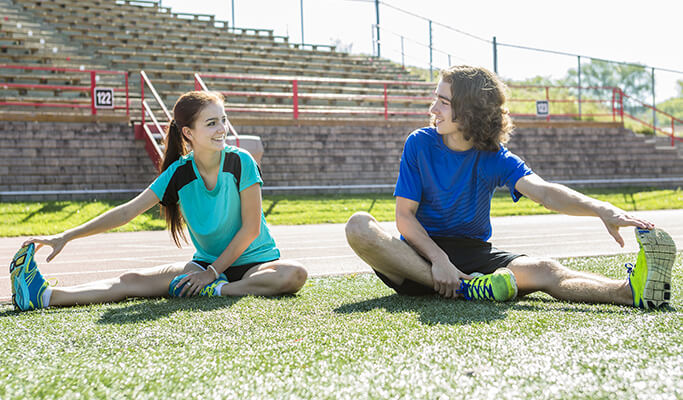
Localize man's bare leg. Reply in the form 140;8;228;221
507;256;632;305
345;212;434;286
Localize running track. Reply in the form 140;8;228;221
2;209;682;304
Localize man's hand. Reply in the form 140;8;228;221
431;259;473;299
599;207;655;247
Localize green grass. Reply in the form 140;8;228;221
0;253;680;399
2;187;682;237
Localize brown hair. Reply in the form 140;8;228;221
436;65;514;152
160;90;225;246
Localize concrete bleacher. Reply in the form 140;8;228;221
1;0;681;199
3;0;427;120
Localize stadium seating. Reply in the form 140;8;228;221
1;0;681;199
2;0;429;120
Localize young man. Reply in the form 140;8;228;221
345;65;676;308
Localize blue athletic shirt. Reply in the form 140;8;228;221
149;145;280;265
394;127;533;241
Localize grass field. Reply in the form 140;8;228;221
2;187;682;237
1;253;681;399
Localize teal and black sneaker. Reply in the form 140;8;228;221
169;273;228;298
627;227;676;309
9;243;49;311
457;267;518;302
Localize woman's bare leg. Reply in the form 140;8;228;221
49;262;201;307
219;260;308;296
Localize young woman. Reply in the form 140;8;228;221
9;91;307;311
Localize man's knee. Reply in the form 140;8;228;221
345;212;379;250
509;257;566;289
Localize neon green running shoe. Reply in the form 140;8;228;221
457;267;518;301
169;273;228;297
627;227;676;309
9;243;49;311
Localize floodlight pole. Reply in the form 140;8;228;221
375;0;380;57
652;67;656;131
492;36;497;74
231;0;235;28
428;20;433;81
577;55;582;119
300;0;304;46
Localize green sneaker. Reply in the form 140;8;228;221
627;227;676;309
457;267;518;301
169;273;228;297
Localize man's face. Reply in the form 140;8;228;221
429;79;458;136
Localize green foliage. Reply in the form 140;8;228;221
0;252;680;399
565;59;652;100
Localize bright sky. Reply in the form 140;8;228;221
162;0;683;101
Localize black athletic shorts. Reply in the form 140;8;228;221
191;259;279;282
374;236;523;296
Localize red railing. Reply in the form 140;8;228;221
137;70;168;169
193;73;680;147
0;64;129;117
619;90;683;146
194;72;433;120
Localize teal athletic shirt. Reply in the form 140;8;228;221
149;146;280;265
394;127;533;241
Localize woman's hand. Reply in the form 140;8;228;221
22;235;68;262
175;269;217;297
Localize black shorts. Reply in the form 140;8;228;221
191;259;279;282
374;236;523;296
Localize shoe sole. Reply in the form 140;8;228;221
636;228;677;309
495;267;518;301
9;244;34;311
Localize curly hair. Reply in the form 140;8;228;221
436;66;514;152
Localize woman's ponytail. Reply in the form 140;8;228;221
160;119;188;247
159;91;225;247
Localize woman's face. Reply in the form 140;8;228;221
429;79;458;136
183;101;228;152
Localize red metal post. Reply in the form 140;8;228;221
619;90;624;124
384;83;388;120
292;79;299;120
545;86;550;122
90;71;97;115
140;73;145;126
125;72;130;119
612;88;617;122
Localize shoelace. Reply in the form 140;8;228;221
456;278;491;300
624;262;635;275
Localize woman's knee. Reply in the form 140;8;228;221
278;262;308;293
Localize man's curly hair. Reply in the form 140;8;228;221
434;65;514;152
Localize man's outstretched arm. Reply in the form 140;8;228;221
514;174;654;247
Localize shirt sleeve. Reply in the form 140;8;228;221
393;133;422;202
149;162;176;206
238;150;263;192
496;147;533;202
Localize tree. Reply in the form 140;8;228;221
563;59;652;100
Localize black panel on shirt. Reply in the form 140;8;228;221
223;152;242;189
160;162;197;206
